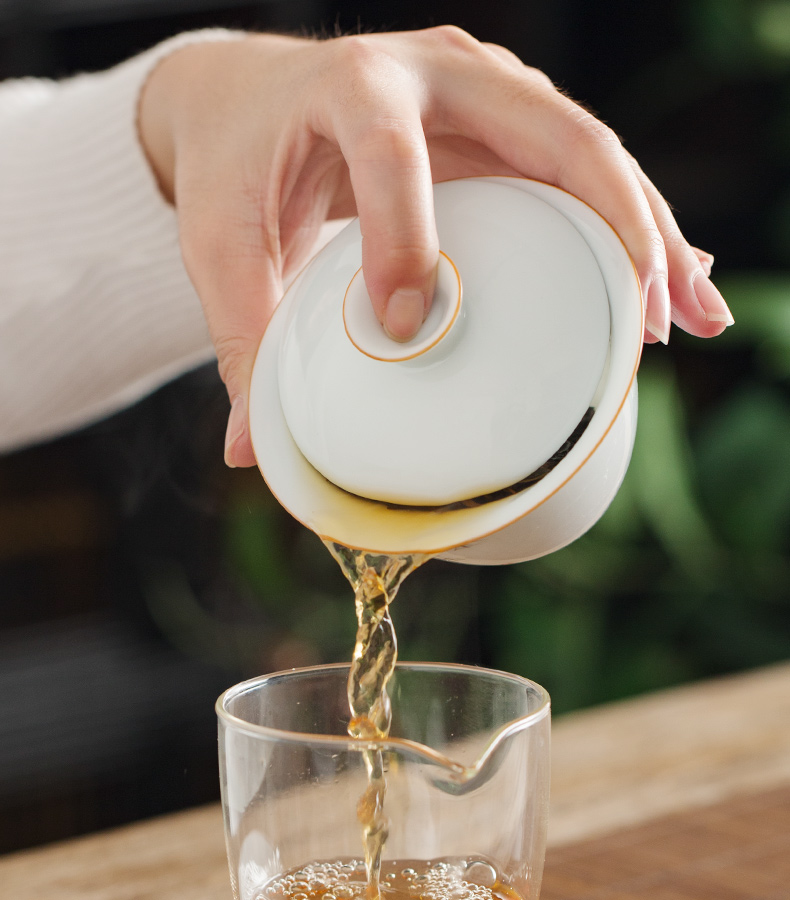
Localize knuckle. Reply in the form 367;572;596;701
214;334;255;391
368;238;438;288
387;241;437;270
648;230;667;256
640;231;668;271
663;229;692;255
482;41;520;65
353;120;427;165
326;35;415;114
523;64;555;90
425;24;481;54
554;110;624;185
565;110;621;155
330;34;385;81
676;241;708;273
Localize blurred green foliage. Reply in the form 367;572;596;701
194;274;790;715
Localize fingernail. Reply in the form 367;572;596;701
384;289;426;342
224;395;246;468
694;273;734;325
645;276;671;345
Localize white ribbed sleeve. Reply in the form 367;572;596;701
0;31;241;454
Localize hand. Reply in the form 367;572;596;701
138;27;733;468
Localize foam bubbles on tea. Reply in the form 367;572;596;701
260;858;518;900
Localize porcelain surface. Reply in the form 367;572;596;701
278;179;611;505
249;177;643;561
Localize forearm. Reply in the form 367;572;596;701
0;32;234;454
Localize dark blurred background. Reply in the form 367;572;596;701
2;0;789;854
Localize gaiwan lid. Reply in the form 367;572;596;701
274;178;610;507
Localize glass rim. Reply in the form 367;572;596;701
216;661;550;776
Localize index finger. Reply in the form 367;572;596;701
319;37;439;342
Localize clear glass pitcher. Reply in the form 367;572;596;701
217;663;551;900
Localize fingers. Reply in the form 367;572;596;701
320;28;730;350
629;159;733;339
419;52;663;330
415;28;731;345
321;38;440;341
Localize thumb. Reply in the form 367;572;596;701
179;207;282;469
219;334;265;470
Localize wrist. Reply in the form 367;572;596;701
137;32;249;203
137;43;206;204
137;32;315;206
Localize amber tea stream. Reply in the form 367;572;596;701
324;542;430;899
256;534;524;900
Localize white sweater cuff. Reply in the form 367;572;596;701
0;30;242;454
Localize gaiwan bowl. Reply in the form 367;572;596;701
249;177;643;564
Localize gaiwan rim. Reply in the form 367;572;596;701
248;176;644;555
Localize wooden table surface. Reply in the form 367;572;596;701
2;661;790;900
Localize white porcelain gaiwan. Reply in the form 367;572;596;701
249;177;643;564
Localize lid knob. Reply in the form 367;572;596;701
343;251;462;361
